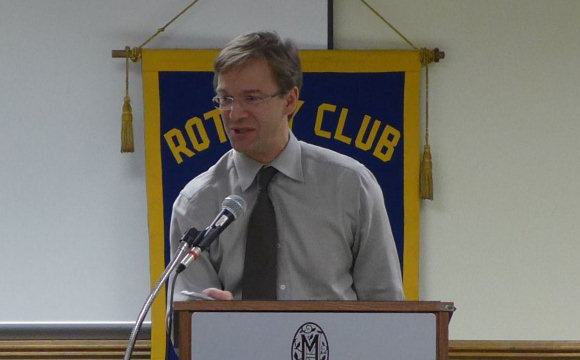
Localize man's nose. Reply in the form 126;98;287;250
228;100;248;120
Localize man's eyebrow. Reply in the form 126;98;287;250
216;89;264;96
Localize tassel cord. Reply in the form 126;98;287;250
125;47;130;97
420;64;433;200
359;0;418;50
425;65;429;146
119;0;201;153
358;1;435;200
138;0;201;50
121;46;134;153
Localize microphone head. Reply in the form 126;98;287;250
222;195;246;219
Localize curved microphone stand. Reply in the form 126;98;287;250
123;195;246;359
123;241;196;360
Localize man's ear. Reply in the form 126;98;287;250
284;86;300;116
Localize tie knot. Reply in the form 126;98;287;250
257;166;278;192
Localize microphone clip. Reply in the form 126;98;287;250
179;227;205;248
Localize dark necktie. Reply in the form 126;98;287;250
242;166;278;300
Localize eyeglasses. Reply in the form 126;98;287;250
212;91;285;110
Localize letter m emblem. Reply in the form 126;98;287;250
301;334;320;360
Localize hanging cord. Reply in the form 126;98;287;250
420;65;433;199
119;0;201;153
359;0;417;49
121;46;134;153
139;0;201;49
425;66;429;147
359;0;436;200
123;0;201;62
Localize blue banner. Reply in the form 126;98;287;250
142;49;421;359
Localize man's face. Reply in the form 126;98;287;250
216;58;298;164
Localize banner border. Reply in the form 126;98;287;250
143;63;166;360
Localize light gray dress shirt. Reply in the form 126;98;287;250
170;132;404;301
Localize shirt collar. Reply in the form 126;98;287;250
234;132;304;192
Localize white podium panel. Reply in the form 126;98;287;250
190;312;436;360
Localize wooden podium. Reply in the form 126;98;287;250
174;301;454;360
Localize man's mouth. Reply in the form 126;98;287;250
232;127;254;134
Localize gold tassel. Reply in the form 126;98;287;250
420;63;433;200
121;95;134;153
121;46;134;153
420;144;433;200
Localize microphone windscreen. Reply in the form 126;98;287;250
222;195;246;219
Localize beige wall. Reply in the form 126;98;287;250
0;0;326;328
1;0;579;341
335;0;580;340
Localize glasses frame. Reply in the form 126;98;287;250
212;90;286;110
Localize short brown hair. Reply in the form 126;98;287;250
214;31;302;93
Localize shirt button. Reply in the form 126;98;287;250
280;284;286;290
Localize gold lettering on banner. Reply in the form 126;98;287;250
163;108;232;165
163;102;402;165
164;128;194;164
334;107;352;145
355;115;382;151
203;109;227;143
314;103;334;139
373;125;401;162
184;117;210;152
312;102;401;162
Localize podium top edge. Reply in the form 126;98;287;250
174;301;455;313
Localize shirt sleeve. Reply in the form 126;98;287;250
351;168;405;301
170;192;222;301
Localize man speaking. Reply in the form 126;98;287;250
170;31;404;301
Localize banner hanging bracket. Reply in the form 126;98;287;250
112;47;141;62
420;48;445;65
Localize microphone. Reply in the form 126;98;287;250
176;195;246;273
197;194;246;250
